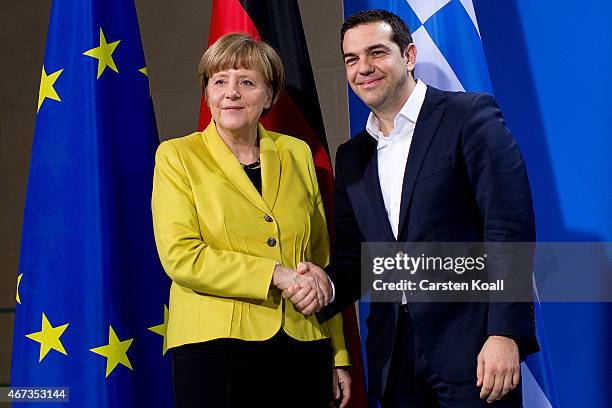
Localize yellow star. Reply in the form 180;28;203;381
38;67;63;112
90;326;133;377
148;304;169;355
25;313;69;362
16;273;23;304
139;67;152;96
83;27;120;79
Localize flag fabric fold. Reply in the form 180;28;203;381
11;0;171;406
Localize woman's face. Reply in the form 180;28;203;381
206;67;272;137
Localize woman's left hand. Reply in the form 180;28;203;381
331;367;351;408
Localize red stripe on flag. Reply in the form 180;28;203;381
209;0;260;44
198;0;260;131
261;91;334;221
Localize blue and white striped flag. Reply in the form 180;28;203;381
407;0;492;93
343;1;557;406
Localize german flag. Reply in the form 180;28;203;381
198;1;367;407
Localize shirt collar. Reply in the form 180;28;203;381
366;79;428;142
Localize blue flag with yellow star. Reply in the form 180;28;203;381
11;0;171;406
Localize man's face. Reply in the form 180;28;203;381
342;22;415;112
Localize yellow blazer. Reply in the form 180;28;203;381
152;121;349;366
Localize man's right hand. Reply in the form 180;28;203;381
282;261;332;316
273;263;323;315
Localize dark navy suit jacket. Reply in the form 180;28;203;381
319;86;539;397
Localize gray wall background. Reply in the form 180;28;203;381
0;0;350;384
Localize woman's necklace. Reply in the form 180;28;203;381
240;159;261;170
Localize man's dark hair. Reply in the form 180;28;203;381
341;9;413;54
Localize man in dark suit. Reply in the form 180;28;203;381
285;9;539;407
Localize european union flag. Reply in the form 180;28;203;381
11;0;171;406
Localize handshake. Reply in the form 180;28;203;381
272;262;331;316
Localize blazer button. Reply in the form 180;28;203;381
267;238;277;247
264;214;273;222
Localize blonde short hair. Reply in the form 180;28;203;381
198;33;285;116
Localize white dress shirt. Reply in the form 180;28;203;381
365;80;427;239
328;81;427;305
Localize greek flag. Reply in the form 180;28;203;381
343;1;557;406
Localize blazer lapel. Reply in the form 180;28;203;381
258;124;280;211
361;137;396;241
201;121;270;214
397;88;447;238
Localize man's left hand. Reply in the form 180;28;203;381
477;335;520;403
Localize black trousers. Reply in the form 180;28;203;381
170;330;333;408
382;307;523;408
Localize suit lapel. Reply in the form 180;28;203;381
201;121;270;214
258;124;280;211
397;88;447;239
361;136;396;241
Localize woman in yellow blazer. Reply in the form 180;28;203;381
152;33;350;408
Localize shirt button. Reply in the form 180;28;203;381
267;238;277;247
264;214;273;222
